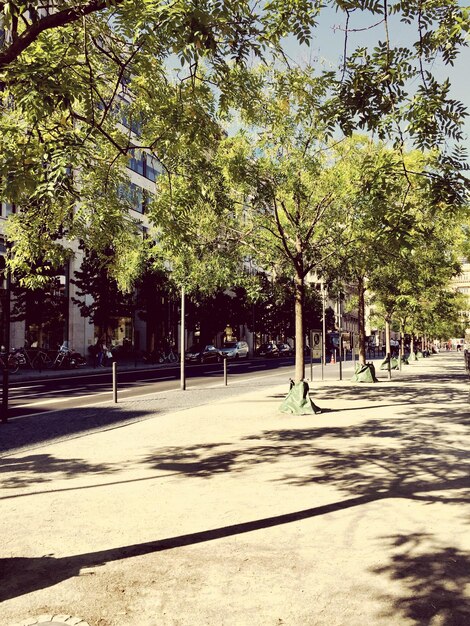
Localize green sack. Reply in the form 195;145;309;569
279;381;322;415
380;357;399;370
351;362;378;383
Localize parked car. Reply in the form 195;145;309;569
185;344;222;364
219;341;249;360
256;342;279;357
276;342;294;356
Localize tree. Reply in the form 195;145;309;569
322;135;468;365
219;67;354;382
184;287;251;345
71;245;134;340
10;269;68;348
369;210;464;357
1;0;468;287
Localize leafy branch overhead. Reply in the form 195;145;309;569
0;0;468;287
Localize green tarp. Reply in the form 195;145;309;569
279;381;322;415
351;362;378;383
380;357;399;370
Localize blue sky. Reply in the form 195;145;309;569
281;6;469;157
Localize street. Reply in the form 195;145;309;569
4;356;359;420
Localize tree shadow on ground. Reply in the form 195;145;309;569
142;401;469;496
372;533;470;625
318;379;466;404
0;454;116;489
0;492;382;603
0;406;154;455
2;371;469;609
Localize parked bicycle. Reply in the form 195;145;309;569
0;349;20;374
12;346;53;370
142;346;178;364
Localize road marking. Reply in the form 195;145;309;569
13;390;115;409
9;384;45;391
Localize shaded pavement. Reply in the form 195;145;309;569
1;352;469;626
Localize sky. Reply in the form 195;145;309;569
280;5;470;159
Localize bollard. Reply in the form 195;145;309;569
112;361;118;403
223;356;228;386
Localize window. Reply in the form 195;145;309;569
119;181;153;214
1;202;16;217
145;154;160;182
127;148;160;181
128;148;145;176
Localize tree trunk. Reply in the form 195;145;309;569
294;272;305;383
357;275;366;365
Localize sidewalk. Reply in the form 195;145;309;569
1;353;469;626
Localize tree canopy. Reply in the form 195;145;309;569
0;0;468;364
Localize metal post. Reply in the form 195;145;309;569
337;293;342;381
386;320;392;380
1;251;11;424
223;356;227;386
112;361;117;403
180;285;186;391
321;283;326;381
1;369;8;423
310;330;313;381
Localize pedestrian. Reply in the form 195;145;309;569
94;337;106;367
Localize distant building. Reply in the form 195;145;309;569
450;258;470;343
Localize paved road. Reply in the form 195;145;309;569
5;356;360;419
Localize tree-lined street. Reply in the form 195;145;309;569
3;354;367;421
0;3;469;624
0;351;468;625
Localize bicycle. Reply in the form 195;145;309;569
163;348;177;363
0;351;20;374
14;346;53;370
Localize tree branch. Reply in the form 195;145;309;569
0;0;124;69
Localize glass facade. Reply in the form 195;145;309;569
127;148;160;182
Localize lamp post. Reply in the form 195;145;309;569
337;290;343;381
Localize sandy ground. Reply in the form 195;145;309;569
1;352;469;626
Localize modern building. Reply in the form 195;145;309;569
0;133;168;357
450;258;470;344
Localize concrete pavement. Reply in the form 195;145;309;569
1;352;469;626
